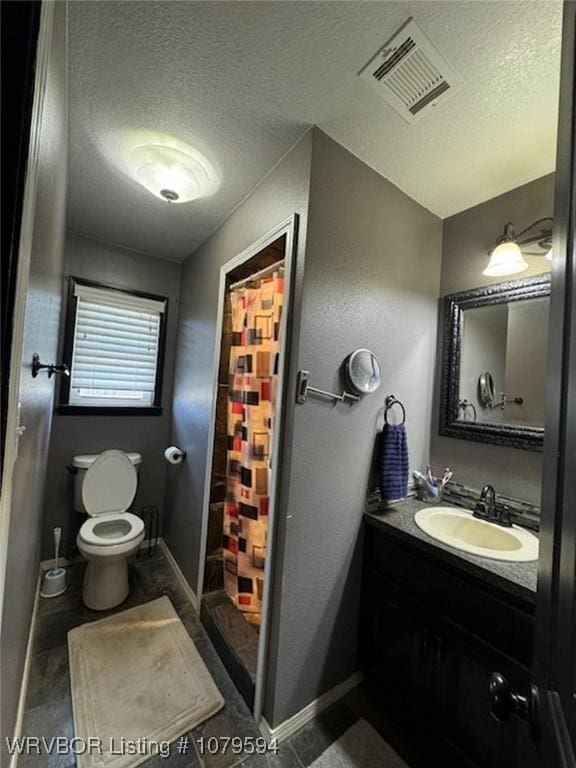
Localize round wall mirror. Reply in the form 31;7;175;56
478;371;495;408
344;349;382;396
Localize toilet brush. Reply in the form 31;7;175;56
40;527;67;598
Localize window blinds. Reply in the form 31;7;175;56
69;284;165;407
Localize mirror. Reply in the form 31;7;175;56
344;349;382;395
440;275;550;451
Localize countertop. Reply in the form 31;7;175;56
364;498;538;604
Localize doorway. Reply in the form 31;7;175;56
198;216;296;716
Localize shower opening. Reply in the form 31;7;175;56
200;223;293;711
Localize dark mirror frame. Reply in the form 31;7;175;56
439;273;551;452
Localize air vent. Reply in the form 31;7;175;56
359;18;462;124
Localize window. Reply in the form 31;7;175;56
59;278;167;414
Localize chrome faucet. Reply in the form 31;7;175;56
473;485;512;527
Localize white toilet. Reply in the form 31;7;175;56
74;449;145;610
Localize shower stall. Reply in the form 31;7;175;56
199;217;296;715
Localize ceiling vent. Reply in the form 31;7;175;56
359;18;462;124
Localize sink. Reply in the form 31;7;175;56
414;507;539;562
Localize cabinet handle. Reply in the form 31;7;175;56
488;672;539;736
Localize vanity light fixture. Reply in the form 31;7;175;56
483;234;528;277
483;218;554;277
128;143;219;204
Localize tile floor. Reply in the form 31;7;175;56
201;591;259;708
18;547;422;768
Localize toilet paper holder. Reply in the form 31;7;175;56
164;446;186;464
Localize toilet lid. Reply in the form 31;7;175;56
82;449;138;516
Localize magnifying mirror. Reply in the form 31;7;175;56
343;349;382;396
478;371;495;408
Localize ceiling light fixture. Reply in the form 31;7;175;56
483;218;553;277
128;142;219;204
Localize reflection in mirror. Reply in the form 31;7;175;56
459;298;548;428
478;372;495;408
440;274;550;451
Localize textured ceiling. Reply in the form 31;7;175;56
68;1;562;261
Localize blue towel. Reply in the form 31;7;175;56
379;423;409;503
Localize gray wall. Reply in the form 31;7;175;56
165;128;443;727
438;174;554;296
164;132;313;598
460;305;508;424
430;173;554;504
42;232;181;558
504;298;548;426
1;3;68;748
265;131;443;725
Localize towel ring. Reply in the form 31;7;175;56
459;398;478;422
384;395;406;425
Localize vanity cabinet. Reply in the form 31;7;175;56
361;520;537;768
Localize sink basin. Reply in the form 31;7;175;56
414;507;538;562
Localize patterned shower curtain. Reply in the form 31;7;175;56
222;265;284;613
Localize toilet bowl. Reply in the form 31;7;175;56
75;450;145;610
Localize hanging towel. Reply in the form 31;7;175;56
379;423;409;503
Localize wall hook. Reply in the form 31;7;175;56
31;353;70;379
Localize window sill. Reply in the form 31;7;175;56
56;405;163;416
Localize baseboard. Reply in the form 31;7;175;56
9;568;43;768
158;538;199;611
258;671;364;744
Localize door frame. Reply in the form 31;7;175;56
196;214;298;723
534;1;576;764
1;0;41;477
0;0;56;625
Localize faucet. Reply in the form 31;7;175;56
473;485;512;527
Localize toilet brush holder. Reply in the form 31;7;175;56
40;567;67;598
40;525;66;598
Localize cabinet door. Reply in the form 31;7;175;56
361;569;433;721
439;623;538;768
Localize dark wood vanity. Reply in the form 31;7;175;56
361;505;538;768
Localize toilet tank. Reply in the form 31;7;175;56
72;452;142;514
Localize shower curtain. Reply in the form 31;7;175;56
222;265;284;614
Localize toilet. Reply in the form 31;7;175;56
74;449;145;610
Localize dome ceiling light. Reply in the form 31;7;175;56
483;218;554;277
128;143;220;204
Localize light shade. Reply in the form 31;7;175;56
483;240;529;277
129;144;219;204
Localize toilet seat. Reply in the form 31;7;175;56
79;449;143;550
79;512;144;547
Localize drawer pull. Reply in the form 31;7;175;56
488;672;539;735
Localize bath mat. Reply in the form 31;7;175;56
309;718;408;768
68;596;224;768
